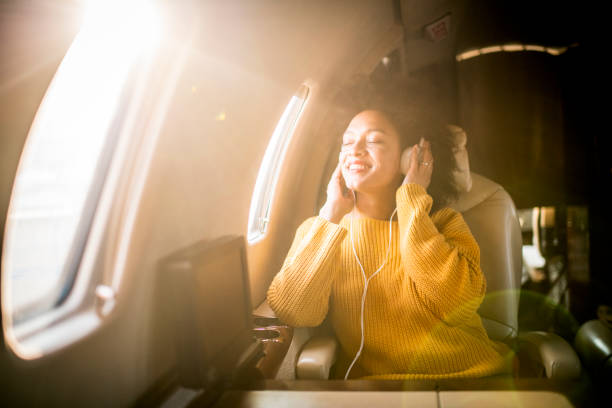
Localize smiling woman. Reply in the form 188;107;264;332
267;100;516;380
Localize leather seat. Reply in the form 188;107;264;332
292;172;582;380
574;317;612;382
448;172;522;343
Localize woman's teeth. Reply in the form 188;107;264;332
349;164;366;171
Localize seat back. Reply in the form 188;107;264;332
449;172;523;342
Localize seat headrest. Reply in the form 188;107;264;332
447;124;472;194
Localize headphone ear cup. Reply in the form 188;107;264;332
400;148;412;175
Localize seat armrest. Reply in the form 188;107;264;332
518;331;581;380
254;299;277;319
296;336;338;379
575;319;612;363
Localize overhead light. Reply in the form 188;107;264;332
456;49;480;62
546;46;568;56
456;43;571;61
524;44;546;52
480;45;503;55
502;43;525;52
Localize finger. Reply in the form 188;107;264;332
418;138;425;161
423;160;434;175
421;144;433;164
337;166;347;185
333;161;343;178
409;145;419;173
328;163;342;193
335;163;350;193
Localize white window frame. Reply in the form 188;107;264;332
247;85;310;243
0;0;175;360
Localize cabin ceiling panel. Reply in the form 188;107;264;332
190;0;396;88
399;0;463;72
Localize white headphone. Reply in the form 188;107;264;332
344;189;397;379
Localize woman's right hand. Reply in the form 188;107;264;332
318;162;354;224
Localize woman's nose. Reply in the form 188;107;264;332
348;138;366;156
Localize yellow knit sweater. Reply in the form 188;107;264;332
267;183;514;379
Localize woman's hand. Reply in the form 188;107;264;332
402;139;433;190
319;162;354;224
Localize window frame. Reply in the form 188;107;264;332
0;6;181;359
4;79;135;325
247;85;310;244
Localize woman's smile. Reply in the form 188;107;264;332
346;160;370;173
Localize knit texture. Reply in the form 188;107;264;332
267;183;514;379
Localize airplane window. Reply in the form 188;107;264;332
1;0;159;329
247;85;310;243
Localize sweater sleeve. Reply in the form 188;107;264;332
267;216;347;327
396;183;485;326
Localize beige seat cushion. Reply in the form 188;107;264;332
450;173;522;342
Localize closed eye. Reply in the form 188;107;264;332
366;130;387;144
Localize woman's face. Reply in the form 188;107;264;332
340;110;403;194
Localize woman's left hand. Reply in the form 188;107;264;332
402;139;433;189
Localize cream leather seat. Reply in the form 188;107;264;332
448;172;522;342
293;172;582;380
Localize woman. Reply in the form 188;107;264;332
267;108;514;379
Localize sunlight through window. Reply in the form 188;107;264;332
2;0;160;327
248;85;309;243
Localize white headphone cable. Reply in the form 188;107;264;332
344;193;397;380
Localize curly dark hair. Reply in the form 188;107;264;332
334;77;460;211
